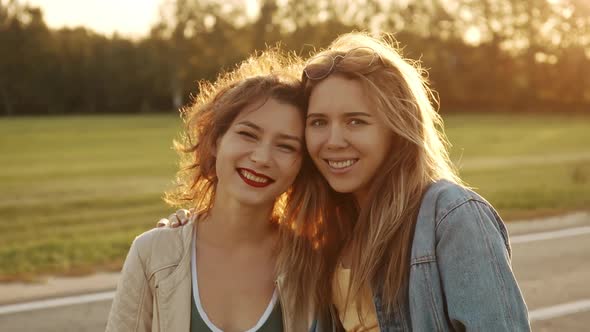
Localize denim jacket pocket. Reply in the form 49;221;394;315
408;258;449;332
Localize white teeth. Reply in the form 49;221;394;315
327;159;356;169
240;169;269;183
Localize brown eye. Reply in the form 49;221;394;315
238;131;257;139
308;119;327;127
349;118;368;126
277;144;296;153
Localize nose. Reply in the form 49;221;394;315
325;124;349;150
249;143;272;167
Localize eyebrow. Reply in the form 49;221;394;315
306;112;372;118
237;121;262;131
278;134;303;144
236;121;303;145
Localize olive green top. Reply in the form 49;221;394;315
190;234;283;331
190;284;283;332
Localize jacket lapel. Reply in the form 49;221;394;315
155;223;194;331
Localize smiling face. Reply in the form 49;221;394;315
305;75;393;202
214;98;304;208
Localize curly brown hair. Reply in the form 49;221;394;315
164;49;307;221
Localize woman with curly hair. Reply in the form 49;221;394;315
106;49;327;332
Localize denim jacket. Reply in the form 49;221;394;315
316;180;530;331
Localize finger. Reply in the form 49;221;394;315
169;215;181;228
175;209;190;225
157;218;169;228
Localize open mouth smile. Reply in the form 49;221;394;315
237;168;275;188
324;159;358;172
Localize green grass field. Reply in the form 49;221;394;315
1;113;589;280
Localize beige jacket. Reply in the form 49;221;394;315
105;223;301;332
106;223;194;332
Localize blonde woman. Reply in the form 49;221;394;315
106;50;325;332
163;33;530;331
289;32;530;331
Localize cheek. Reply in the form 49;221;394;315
281;156;303;178
219;137;247;158
372;132;393;162
214;157;229;183
273;158;301;190
305;130;322;159
215;139;247;174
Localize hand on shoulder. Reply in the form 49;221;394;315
156;209;192;228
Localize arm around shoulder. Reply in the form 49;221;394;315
106;235;154;332
435;199;530;331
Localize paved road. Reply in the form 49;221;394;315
1;213;589;331
0;299;111;332
512;221;590;331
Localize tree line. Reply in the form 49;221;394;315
1;0;589;116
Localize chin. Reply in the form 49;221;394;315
237;197;272;207
327;180;358;194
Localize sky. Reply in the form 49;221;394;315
25;0;164;37
25;0;261;37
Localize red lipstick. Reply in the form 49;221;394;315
237;168;274;188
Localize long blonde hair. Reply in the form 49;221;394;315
291;32;462;320
276;164;357;329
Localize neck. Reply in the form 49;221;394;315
197;193;276;249
354;189;369;210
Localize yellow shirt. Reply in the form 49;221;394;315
332;265;379;332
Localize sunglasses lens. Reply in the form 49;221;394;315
304;47;379;80
347;47;379;65
304;55;334;80
347;47;374;56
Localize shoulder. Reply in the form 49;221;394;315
421;180;510;252
132;225;187;255
421;179;494;225
130;223;194;276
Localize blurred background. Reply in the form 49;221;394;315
0;0;589;331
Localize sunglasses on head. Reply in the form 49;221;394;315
303;47;382;81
